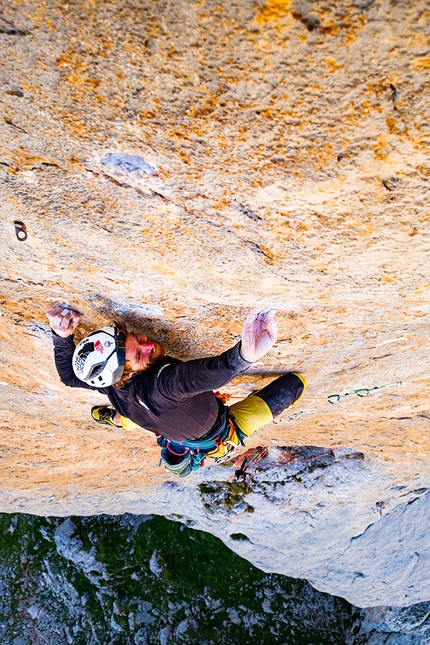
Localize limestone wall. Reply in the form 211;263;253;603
1;0;430;608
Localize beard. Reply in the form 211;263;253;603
125;341;166;375
114;341;166;388
147;341;166;366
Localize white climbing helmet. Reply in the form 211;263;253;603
72;326;126;387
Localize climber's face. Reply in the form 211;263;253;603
125;333;165;372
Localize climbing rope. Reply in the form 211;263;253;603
220;372;430;425
275;381;405;423
232;446;269;485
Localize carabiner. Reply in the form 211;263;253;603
355;388;370;398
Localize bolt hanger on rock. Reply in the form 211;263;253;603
14;220;27;241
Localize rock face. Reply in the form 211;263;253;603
1;0;430;610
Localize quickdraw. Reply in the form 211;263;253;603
277;381;404;423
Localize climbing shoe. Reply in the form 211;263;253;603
91;406;121;428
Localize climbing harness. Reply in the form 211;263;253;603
276;381;404;423
157;439;206;477
158;414;247;477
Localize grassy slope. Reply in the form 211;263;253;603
0;513;363;645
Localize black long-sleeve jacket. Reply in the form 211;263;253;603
52;333;252;442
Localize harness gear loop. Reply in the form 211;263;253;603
158;414;246;477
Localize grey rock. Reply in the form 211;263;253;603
159;624;173;645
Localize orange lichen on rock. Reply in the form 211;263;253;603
256;0;293;22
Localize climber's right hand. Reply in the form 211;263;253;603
240;307;278;362
46;304;83;338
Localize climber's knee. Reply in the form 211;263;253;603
255;373;306;419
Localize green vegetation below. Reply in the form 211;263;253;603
0;512;363;644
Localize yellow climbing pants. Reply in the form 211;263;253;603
119;373;307;460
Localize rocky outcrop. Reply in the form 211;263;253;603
0;512;364;645
1;0;430;610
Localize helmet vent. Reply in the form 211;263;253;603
86;362;107;380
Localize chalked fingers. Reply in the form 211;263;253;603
46;304;83;337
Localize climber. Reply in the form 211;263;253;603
46;304;306;476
